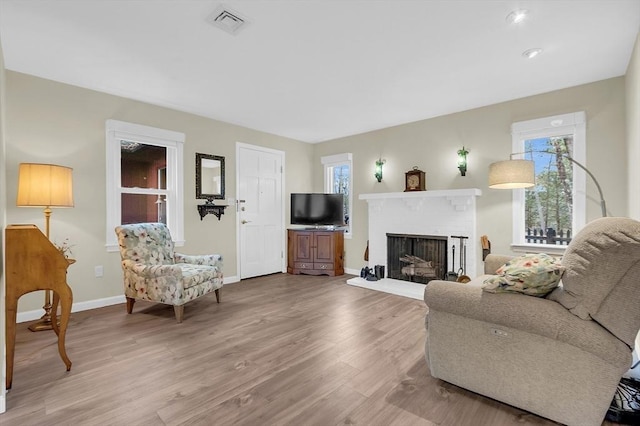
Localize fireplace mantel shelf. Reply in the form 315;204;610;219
359;188;481;201
360;188;481;212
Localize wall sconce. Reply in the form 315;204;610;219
374;158;385;182
457;146;469;176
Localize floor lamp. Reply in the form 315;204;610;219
16;163;74;332
488;152;607;217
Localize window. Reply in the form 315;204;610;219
321;153;352;237
106;120;184;251
511;112;586;254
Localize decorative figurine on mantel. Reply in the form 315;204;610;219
404;166;426;191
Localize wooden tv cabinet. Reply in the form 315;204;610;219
287;229;344;276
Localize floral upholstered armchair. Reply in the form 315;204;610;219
114;222;223;323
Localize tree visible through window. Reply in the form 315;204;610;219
524;136;574;245
511;111;586;253
331;164;350;226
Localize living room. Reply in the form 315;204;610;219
1;1;639;424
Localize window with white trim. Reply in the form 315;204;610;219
511;112;586;254
321;153;352;237
106;120;184;251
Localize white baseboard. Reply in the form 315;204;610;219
344;267;360;276
16;295;127;323
224;275;240;284
16;277;241;323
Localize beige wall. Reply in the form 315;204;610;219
627;33;640;220
5;71;313;312
3;72;630;311
313;77;628;274
1;33;8;412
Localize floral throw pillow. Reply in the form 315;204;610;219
482;253;564;297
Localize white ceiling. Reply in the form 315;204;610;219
1;0;639;143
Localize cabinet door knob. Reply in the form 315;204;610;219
241;220;252;224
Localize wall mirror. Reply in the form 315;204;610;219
196;153;225;202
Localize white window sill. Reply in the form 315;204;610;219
510;243;567;256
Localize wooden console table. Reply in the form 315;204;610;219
5;224;74;389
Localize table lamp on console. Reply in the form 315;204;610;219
16;162;74;331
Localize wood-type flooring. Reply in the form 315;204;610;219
2;273;618;425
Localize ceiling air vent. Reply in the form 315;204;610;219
207;5;248;35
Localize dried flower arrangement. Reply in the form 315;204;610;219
54;238;74;258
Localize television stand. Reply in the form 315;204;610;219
287;229;344;276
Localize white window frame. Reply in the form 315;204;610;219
321;153;353;238
105;119;185;251
511;112;586;255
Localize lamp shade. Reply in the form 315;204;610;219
16;163;74;207
488;159;535;189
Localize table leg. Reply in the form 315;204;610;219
51;287;73;371
5;292;19;389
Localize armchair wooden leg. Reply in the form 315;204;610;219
174;305;184;323
215;288;221;303
126;297;135;314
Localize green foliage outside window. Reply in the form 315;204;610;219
332;165;350;225
525;136;573;243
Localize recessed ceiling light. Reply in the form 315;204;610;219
506;9;529;24
522;48;543;59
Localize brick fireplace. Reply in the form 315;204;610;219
359;189;481;283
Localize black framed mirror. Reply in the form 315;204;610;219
196;153;225;202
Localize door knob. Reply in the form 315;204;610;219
241;220;252;224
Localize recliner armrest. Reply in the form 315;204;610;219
424;279;630;367
483;254;513;274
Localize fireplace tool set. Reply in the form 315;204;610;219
450;235;470;283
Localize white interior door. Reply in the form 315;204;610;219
237;143;284;279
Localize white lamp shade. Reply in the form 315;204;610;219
488;159;535;189
16;163;74;207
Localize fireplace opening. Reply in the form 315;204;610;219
387;233;447;284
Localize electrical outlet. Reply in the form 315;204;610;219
95;265;104;277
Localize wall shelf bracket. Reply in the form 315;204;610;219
197;203;226;221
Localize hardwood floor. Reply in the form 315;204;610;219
2;273;613;425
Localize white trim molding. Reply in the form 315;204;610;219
510;112;586;253
322;153;353;238
105;119;185;251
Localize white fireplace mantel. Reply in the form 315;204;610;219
360;188;481;212
360;188;482;277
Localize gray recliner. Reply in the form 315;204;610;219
424;217;640;426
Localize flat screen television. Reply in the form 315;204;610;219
291;193;345;227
